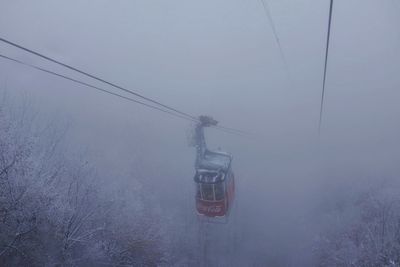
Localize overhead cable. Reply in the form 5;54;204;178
0;54;197;122
259;0;292;82
0;37;252;136
0;53;252;137
319;0;334;134
0;37;197;121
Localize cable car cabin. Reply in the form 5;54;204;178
194;150;235;218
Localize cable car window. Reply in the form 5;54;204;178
201;184;214;201
214;183;224;200
196;184;202;199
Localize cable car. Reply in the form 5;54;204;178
192;116;235;218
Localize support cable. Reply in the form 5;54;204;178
0;37;197;121
0;53;253;137
0;37;252;136
319;0;334;134
0;54;196;122
259;0;292;82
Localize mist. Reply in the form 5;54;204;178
1;0;400;266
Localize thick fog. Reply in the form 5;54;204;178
1;0;400;266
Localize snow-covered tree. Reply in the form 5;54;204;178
0;95;167;266
314;186;400;267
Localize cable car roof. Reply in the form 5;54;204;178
197;150;232;171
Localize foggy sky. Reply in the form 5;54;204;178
1;0;400;265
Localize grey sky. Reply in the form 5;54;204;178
1;0;399;265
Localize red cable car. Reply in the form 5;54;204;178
192;116;235;218
194;163;235;217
